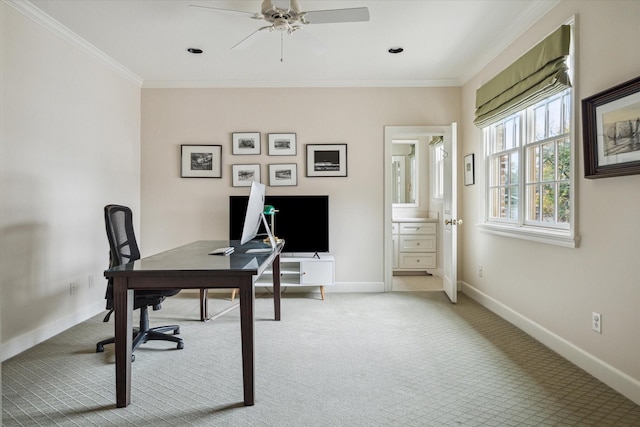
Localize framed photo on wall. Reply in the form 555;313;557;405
180;144;222;178
269;163;297;186
582;76;640;178
306;144;347;177
464;154;475;185
232;132;261;155
268;133;297;155
232;164;261;187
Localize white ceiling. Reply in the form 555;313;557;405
21;0;558;88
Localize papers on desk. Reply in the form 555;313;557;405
209;246;234;256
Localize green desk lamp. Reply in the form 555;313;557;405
263;205;281;243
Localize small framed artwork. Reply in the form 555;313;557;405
306;144;348;177
582;76;640;178
268;133;297;155
269;163;297;186
180;144;222;178
232;164;260;187
232;132;261;155
464;154;475;186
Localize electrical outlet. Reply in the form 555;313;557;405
592;312;602;334
478;265;483;277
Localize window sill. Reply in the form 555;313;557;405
477;222;580;248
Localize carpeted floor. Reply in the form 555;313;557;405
3;291;640;426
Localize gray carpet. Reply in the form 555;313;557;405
3;291;640;426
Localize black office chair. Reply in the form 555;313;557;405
96;204;184;358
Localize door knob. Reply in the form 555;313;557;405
445;219;463;226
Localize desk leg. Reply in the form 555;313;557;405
113;278;133;408
239;279;255;406
200;288;208;321
273;254;281;321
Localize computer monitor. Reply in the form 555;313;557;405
239;182;276;252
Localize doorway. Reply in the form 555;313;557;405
383;125;456;298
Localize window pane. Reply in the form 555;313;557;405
509;185;519;220
527;184;540;221
490;156;500;186
542;143;555;181
558;183;570;223
557;139;570;180
490;188;500;218
510;152;519;185
542;184;555;222
548;97;562;137
505;119;514;149
534;105;546;141
563;94;571;133
499;154;509;185
495;123;504;151
500;187;507;218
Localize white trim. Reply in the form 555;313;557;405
477;222;580;248
1;301;104;362
142;79;460;89
461;281;640;406
5;0;143;87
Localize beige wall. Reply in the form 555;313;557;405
0;3;141;360
141;87;460;289
460;1;640;403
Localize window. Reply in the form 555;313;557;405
432;144;444;199
482;89;576;246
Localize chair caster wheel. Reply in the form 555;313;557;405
174;328;180;335
177;341;184;350
96;344;104;353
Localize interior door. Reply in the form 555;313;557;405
442;123;458;303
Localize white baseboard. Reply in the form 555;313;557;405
1;301;105;362
461;281;640;406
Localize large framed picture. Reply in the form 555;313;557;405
232;132;261;155
306;144;347;177
268;133;297;155
232;164;260;187
582;76;640;178
180;144;222;178
269;163;297;186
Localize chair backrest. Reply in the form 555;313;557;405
104;204;141;268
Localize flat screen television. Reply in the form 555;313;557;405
230;195;329;254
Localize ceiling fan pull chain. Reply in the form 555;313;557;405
281;32;284;62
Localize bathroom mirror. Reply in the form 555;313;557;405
391;139;418;206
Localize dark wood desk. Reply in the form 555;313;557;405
104;239;283;408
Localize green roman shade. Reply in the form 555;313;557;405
474;25;572;127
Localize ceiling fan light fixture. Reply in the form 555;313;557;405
388;47;404;54
187;48;204;54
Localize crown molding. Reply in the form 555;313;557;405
4;0;143;87
142;78;461;89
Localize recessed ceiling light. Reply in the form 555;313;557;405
187;48;203;54
388;47;404;54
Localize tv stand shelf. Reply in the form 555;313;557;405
257;254;335;300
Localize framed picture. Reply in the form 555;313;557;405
269;163;297;186
268;133;297;155
464;154;475;186
582;76;640;178
306;144;348;177
180;144;222;178
232;164;260;187
232;132;261;155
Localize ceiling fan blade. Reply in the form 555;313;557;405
231;26;271;50
303;7;370;24
291;28;327;55
190;4;261;19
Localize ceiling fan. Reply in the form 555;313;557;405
191;0;370;60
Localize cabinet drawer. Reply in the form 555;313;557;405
399;222;436;235
399;253;436;269
301;261;333;285
399;235;436;252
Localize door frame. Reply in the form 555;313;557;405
383;125;451;292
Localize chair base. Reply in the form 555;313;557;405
96;324;183;355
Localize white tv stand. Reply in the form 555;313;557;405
257;253;335;300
